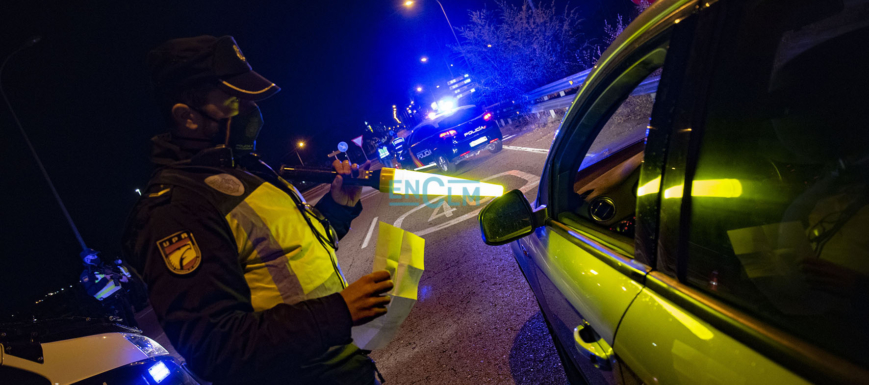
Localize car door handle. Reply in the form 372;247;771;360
573;321;613;371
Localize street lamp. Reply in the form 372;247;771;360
296;141;306;165
416;86;423;92
283;141;305;166
420;56;428;63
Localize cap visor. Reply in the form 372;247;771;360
218;71;281;101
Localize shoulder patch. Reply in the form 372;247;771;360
157;231;202;275
205;173;245;196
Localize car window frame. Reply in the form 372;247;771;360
649;0;869;382
544;23;675;271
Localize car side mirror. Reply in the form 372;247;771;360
478;189;547;246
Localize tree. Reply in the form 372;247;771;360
453;1;583;105
578;2;653;68
578;14;628;68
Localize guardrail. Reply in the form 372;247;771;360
525;73;660;114
524;68;593;102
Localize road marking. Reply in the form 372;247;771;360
502;134;515;141
503;145;549;154
361;217;378;249
361;188;380;201
393;170;540;237
429;200;456;221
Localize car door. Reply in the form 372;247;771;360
408;125;436;167
512;2;697;383
614;0;869;383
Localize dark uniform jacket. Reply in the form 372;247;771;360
122;134;373;384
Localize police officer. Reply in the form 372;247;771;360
122;36;392;385
112;256;148;311
79;249;139;328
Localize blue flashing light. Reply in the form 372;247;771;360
438;99;455;112
148;361;171;383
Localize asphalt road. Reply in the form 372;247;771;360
315;123;572;384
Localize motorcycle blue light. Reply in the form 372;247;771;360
148;361;171;383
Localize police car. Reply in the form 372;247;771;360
1;317;201;384
479;0;869;383
405;105;503;173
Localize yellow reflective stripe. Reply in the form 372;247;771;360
663;179;743;199
230;183;344;301
251;184;343;293
226;202;298;310
148;188;171;197
637;176;661;196
95;281;119;301
219;80;277;95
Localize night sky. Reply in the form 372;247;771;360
1;0;631;312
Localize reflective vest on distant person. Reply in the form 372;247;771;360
93;271;121;300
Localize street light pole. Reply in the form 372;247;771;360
295;151;305;166
435;0;461;49
295;141;306;166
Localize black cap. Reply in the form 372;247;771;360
80;248;99;259
147;35;280;101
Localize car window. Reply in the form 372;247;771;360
684;0;869;367
437;106;481;128
570;70;661;241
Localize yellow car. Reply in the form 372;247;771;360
479;0;869;383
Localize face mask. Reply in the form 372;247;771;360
187;107;231;147
227;104;264;154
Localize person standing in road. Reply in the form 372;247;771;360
111;256;149;311
79;249;139;329
122;35;392;385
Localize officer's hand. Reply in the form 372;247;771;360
330;159;372;207
340;270;393;326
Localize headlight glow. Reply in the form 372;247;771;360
124;334;170;358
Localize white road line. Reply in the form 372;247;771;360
361;189;380;201
361;217;378;249
503;145;549;154
502;134;515;141
414;164;437;171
